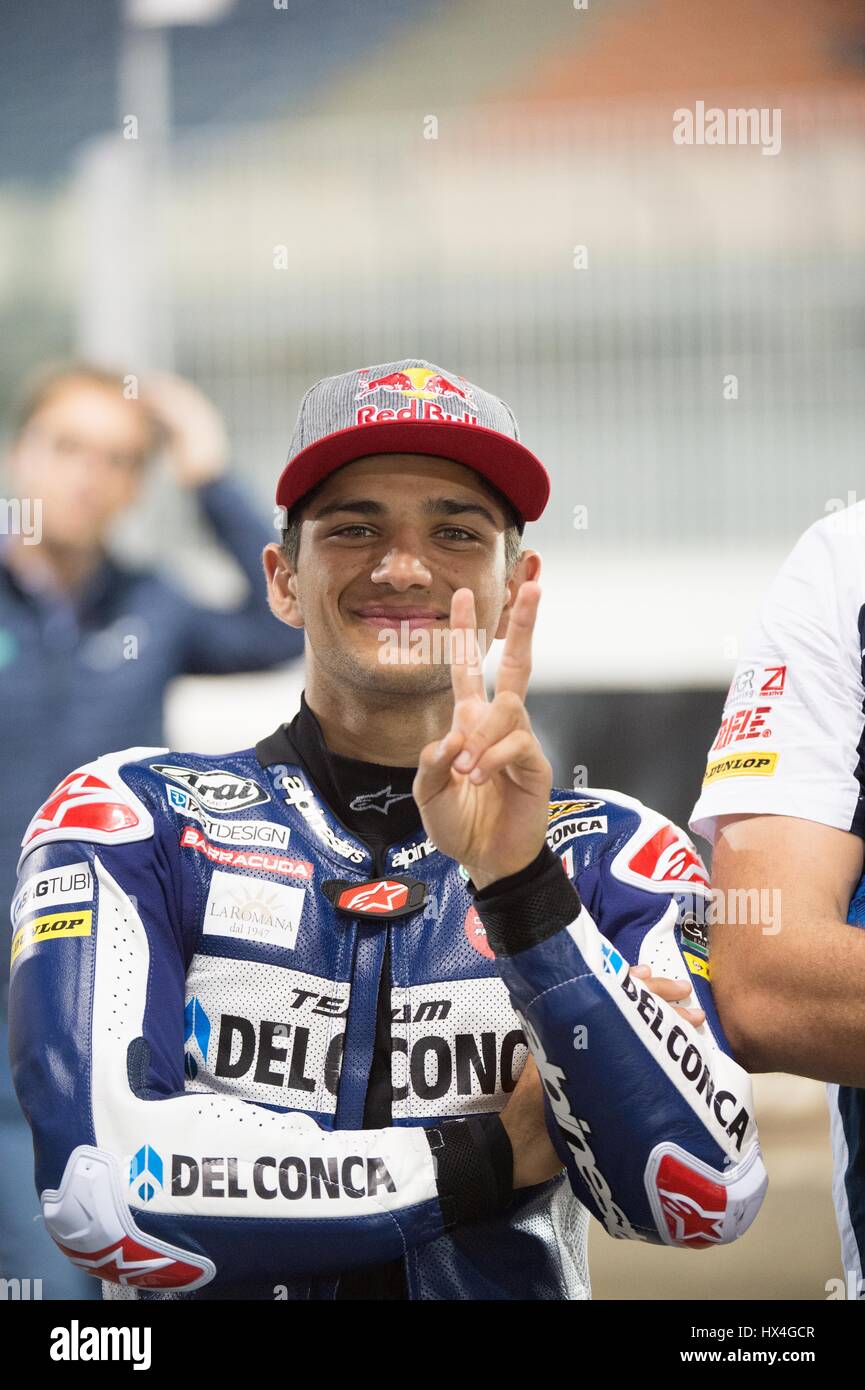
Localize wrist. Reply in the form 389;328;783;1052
471;844;581;957
467;839;547;895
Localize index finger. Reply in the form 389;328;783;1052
449;587;487;704
494;581;541;702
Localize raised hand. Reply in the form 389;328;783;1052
413;583;552;891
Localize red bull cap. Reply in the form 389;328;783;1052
276;358;550;525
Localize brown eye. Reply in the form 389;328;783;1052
436;527;476;541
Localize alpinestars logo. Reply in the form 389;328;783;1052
274;769;365;864
22;772;140;849
340;880;409;913
628;825;709;888
521;1014;639;1240
391;836;436;871
349;786;414;815
655;1153;726;1247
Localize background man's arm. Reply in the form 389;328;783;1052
710;812;865;1083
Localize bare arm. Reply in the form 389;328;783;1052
710;812;865;1083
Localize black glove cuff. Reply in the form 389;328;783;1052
427;1114;514;1228
469;843;583;957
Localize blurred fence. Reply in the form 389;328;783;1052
1;91;863;681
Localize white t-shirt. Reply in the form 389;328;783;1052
690;504;865;847
689;503;865;1289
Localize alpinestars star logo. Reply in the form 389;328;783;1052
349;786;414;815
22;771;139;848
58;1234;204;1289
655;1153;727;1247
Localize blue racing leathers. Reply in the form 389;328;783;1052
8;740;766;1299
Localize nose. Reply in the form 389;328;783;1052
370;545;433;590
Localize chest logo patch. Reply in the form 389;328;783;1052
323;876;427;919
151;764;269;814
202;871;305;950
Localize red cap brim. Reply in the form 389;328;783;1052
275;421;550;524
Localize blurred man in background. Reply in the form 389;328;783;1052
1;363;302;1297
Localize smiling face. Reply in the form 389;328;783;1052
263;453;539;698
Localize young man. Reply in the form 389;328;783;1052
689;502;865;1290
9;360;766;1300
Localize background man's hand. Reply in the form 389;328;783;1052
414;583;552;890
500;1053;563;1189
142;372;229;488
630;964;706;1027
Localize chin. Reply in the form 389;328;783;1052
350;651;454;696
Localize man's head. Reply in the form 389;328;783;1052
6;363;158;551
263;360;549;697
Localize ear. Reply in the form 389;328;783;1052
494;550;541;641
262;542;304;629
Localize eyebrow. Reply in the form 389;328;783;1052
311;496;500;527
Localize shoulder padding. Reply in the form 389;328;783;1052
549;786;709;896
18;747;168;871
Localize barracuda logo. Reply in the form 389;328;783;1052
129;1145;163;1204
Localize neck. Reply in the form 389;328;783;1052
5;535;103;594
304;668;455;765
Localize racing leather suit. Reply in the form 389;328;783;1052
8;697;766;1300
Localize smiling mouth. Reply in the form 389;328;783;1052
354;610;447;628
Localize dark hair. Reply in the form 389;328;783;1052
12;360;159;451
280;470;524;576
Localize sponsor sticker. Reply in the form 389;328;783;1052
546;815;607;851
547;799;603;822
167;790;289;847
703;752;778;785
681;913;709;958
11;910;93;967
180;826;312;880
464;904;495;960
711;705;773;751
151;765;269;814
202;871;304;951
725;664;786;709
11;861;93;927
759;665;786;697
684;950;711;981
725;668;755;706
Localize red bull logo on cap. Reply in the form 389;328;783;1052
354;366;478;427
355;366;474;403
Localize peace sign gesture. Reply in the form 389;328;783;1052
413;583;552;891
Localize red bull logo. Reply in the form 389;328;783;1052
355;366;474;404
